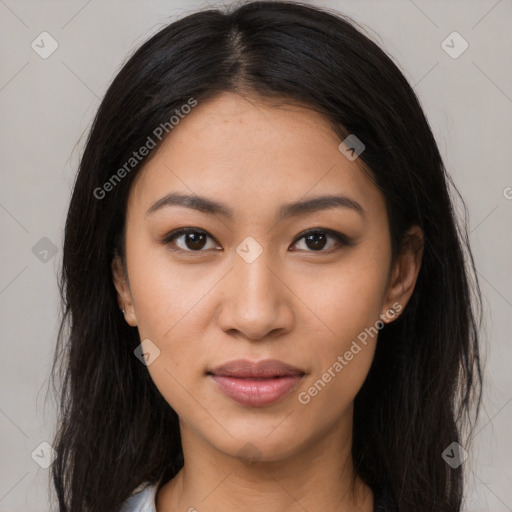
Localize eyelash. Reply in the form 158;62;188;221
161;227;352;255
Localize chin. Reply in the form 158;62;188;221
209;425;305;464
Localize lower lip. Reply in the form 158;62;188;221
209;374;303;407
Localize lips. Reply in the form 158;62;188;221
209;358;305;378
207;359;305;407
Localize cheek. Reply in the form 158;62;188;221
127;235;214;340
125;242;215;402
129;255;210;414
294;252;390;345
292;305;379;432
291;251;389;410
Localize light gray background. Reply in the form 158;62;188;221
0;0;511;510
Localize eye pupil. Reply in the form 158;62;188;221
186;231;207;250
305;233;327;250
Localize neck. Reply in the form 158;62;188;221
156;407;373;512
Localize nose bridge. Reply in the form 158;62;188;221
234;233;278;295
238;250;275;299
235;242;280;309
218;240;292;339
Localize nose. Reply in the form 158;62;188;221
216;249;294;341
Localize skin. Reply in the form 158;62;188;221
112;91;423;512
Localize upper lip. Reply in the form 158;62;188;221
208;359;305;378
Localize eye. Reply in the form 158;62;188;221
162;228;221;253
290;228;350;253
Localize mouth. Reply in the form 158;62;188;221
207;359;306;407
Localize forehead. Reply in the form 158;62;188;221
128;91;385;222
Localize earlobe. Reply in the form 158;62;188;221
381;226;423;324
111;255;138;326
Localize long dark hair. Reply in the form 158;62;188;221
49;1;483;510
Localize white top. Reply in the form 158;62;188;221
119;481;159;512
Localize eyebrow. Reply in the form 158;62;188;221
145;192;365;220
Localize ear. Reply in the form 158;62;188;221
111;254;138;327
381;225;423;324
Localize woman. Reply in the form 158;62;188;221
50;1;483;511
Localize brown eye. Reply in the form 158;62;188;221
163;228;220;252
304;232;327;250
291;229;349;253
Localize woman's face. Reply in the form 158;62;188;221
113;91;419;462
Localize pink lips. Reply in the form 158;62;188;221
207;359;305;407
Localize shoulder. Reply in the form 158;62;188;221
119;481;159;512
